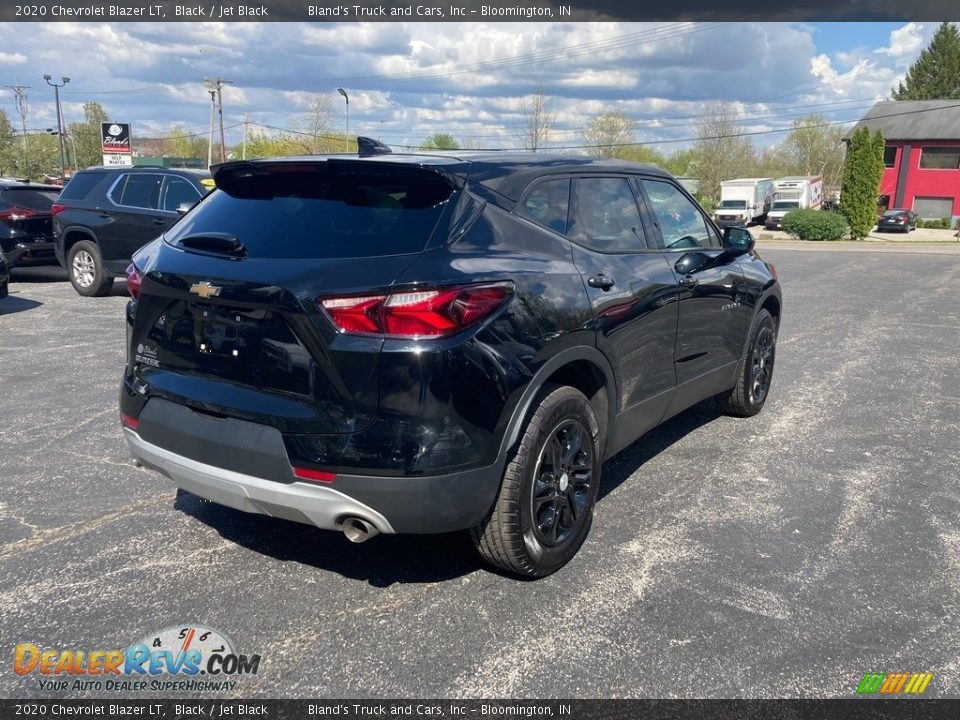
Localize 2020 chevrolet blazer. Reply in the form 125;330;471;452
120;141;781;577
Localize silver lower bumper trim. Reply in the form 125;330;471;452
123;428;395;534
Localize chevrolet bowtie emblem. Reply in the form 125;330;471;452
190;281;222;299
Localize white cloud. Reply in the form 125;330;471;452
0;51;27;64
875;22;924;58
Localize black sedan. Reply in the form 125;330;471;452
0;183;63;268
877;209;918;233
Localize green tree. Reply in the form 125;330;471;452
66;102;110;170
420;133;459;150
0;110;17;177
893;22;960;100
692;103;757;201
782;114;847;190
582;111;634;158
840;127;885;239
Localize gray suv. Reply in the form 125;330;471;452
53;166;211;296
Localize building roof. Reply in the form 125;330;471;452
846;100;960;141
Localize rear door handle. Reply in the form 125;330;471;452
678;275;699;288
152;218;167;225
587;274;615;290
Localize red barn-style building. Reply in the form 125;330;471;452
847;100;960;221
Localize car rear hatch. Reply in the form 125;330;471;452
127;159;462;437
0;187;60;241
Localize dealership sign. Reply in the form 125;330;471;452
102;122;132;166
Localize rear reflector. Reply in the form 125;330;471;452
125;263;142;300
120;414;139;430
319;283;512;338
51;203;66;216
292;467;336;484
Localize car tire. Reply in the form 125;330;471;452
67;240;113;297
716;309;777;418
471;384;602;578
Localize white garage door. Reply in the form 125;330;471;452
913;196;954;219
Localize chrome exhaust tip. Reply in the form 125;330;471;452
341;516;380;543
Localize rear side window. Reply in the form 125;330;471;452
0;189;60;211
160;176;202;212
517;179;570;234
59;173;103;201
166;163;454;259
115;174;162;209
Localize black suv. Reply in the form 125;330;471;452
0;183;63;269
54;166;211;296
120;144;781;577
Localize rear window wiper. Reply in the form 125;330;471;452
177;233;247;258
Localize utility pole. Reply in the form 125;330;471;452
206;88;216;168
204;77;233;163
8;83;30;152
43;74;70;184
242;113;248;160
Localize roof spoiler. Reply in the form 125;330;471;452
357;137;393;158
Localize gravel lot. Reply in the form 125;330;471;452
1;245;959;699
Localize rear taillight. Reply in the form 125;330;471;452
0;205;39;221
768;263;778;280
120;413;139;430
51;203;66;216
125;263;142;300
319;283;512;338
292;466;336;484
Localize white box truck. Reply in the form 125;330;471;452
765;176;823;230
714;178;774;227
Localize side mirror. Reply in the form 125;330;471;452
723;226;755;254
176;202;192;216
674;251;713;276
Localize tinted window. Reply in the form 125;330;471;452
59;172;103;201
117;174;162;209
516;179;569;234
160;176;201;212
643;180;719;250
772;201;800;210
919;147;960;169
883;146;897;167
0;188;60;211
165;164;453;259
569;177;647;252
718;200;747;209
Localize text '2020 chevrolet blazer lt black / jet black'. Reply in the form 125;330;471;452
120;140;781;577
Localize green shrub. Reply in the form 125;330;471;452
781;209;849;241
699;197;716;214
919;218;951;229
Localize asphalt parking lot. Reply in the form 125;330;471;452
1;245;959;699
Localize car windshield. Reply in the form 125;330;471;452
772;201;799;210
718;200;747;209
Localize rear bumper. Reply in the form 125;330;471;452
122;412;504;536
2;241;56;267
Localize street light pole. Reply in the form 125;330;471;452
43;74;70;184
337;88;349;153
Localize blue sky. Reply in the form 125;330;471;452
0;21;944;153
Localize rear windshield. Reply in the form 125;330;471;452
772;201;799;210
165;163;454;259
882;210;906;217
1;188;60;211
60;173;104;201
717;200;747;209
